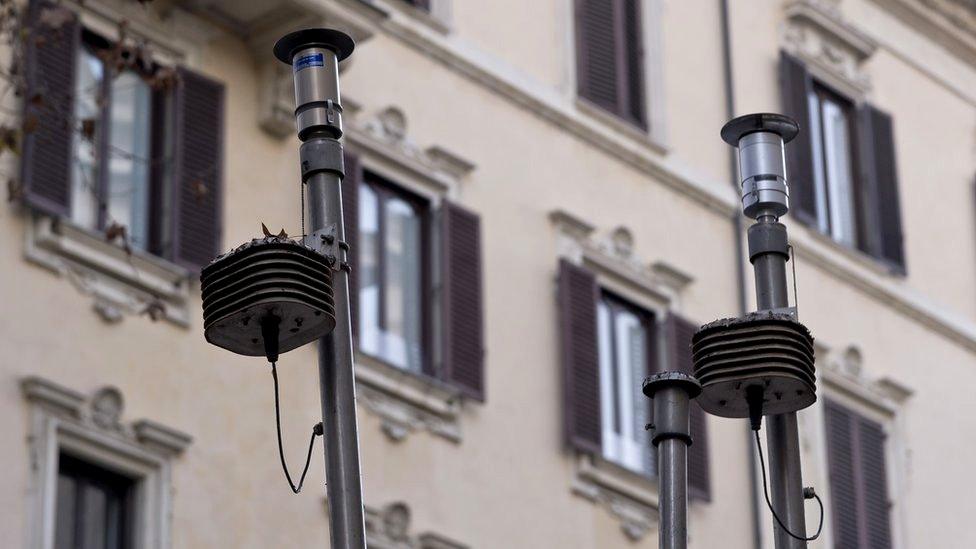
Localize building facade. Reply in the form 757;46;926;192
2;0;975;547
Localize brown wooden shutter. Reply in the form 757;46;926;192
559;259;601;453
20;1;80;217
576;0;646;126
441;200;484;400
825;399;893;549
864;106;905;273
667;313;711;500
577;0;619;113
342;151;360;342
779;51;817;226
171;67;224;270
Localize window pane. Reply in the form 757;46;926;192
598;297;652;475
70;48;103;231
821;99;857;247
597;300;620;463
358;184;381;358
382;197;423;372
807;91;830;234
107;72;153;250
55;455;133;549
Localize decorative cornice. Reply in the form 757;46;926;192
344;500;469;549
133;420;194;456
355;353;463;443
873;0;976;69
21;376;193;457
571;454;658;541
783;0;877;94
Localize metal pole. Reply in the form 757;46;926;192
274;30;366;548
721;115;808;548
750;219;807;549
643;372;702;549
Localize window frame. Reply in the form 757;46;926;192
596;290;656;477
358;170;434;377
72;28;170;257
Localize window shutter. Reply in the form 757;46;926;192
864;106;906;273
855;105;883;259
171;67;224;270
824;401;860;548
342;151;360;342
622;0;645;125
558;259;601;453
779;51;817;226
576;0;645;126
825;399;893;549
666;313;711;500
576;0;619;113
859;416;893;549
441;200;485;400
20;1;80;217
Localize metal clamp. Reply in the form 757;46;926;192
299;138;344;183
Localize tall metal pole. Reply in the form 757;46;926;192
274;29;367;548
722;115;808;549
643;372;703;549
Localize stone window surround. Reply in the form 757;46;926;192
551;208;695;542
18;0;219;328
799;344;913;549
563;0;669;152
344;103;476;444
21;376;192;549
359;500;469;549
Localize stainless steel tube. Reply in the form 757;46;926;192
307;170;367;548
658;438;689;549
750;220;807;549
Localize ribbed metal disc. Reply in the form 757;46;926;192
692;312;816;418
201;237;337;357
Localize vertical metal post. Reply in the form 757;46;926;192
721;114;808;549
274;30;366;548
752;219;807;549
643;372;703;549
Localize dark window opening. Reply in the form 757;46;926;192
54;453;135;549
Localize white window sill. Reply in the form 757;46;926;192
355;351;464;443
24;214;191;326
570;452;659;541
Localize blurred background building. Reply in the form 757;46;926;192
2;0;975;547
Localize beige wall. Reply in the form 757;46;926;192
3;0;976;547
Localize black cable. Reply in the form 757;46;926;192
754;431;824;541
270;361;322;493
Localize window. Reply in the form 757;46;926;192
358;172;429;374
70;31;167;254
808;84;859;248
343;153;485;400
824;399;893;549
55;453;135;549
558;259;709;496
597;293;653;474
21;7;224;272
779;51;906;272
400;0;431;11
575;0;646;127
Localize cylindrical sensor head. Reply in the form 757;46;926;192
274;29;355;141
720;113;800;220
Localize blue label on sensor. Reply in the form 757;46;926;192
294;53;324;71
